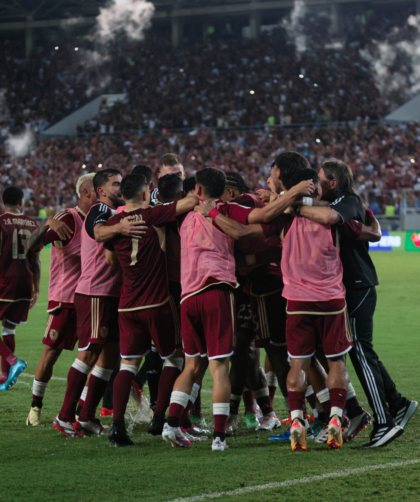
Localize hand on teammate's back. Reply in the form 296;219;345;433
47;218;74;241
118;216;147;239
194;201;216;216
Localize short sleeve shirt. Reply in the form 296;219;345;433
105;203;177;311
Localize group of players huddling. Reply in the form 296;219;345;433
0;152;417;452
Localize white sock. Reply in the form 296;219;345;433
316;388;330;404
71;359;91;375
32;379;48;397
80;386;88;402
189;383;200;404
213;403;229;416
92;365;115;381
331;406;343;418
305;385;314;397
170;391;189;408
165;357;184;372
2;327;15;336
253;387;269;399
265;371;278;387
347;382;357;400
119;363;137;376
291;409;304;421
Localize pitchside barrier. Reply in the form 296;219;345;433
369;231;420;252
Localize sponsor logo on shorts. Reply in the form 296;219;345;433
50;329;59;341
99;326;108;339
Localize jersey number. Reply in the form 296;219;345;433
12;229;32;259
130;238;139;266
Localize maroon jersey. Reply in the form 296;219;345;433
0;212;39;301
105;203;177;311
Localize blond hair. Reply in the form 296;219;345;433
76;173;96;198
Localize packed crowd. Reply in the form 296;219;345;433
1;123;420;216
0;5;419;214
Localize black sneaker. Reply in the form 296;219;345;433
148;416;165;436
363;423;404;448
108;424;135;447
391;398;418;428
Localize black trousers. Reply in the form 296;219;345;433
347;287;401;425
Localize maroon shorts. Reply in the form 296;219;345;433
250;289;287;348
235;286;257;340
286;299;352;358
0;300;30;325
75;294;120;351
181;286;236;360
119;297;181;359
42;305;78;351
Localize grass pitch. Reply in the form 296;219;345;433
0;250;419;502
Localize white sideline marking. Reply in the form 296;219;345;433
21;372;67;382
166;460;420;502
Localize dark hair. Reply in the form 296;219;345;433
158;173;183;201
282;167;318;191
159;153;183;170
275;151;309;183
2;186;24;206
132;165;152;184
183;176;196;194
93;168;121;197
120;174;148;201
225;172;250;194
195;168;226;198
322;159;355;196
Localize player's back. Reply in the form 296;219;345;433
0;212;38;300
106;203;177;311
49;208;85;304
0;212;38;278
281;217;345;302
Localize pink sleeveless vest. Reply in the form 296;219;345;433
281;218;345;301
180;211;237;300
75;209;123;298
48;208;84;304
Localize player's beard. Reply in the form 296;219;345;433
109;192;125;207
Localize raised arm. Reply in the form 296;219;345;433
28;218;73;251
247;180;315;224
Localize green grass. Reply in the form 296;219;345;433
0;250;419;502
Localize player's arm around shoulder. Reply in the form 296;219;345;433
175;195;199;215
95;213;147;243
194;204;264;241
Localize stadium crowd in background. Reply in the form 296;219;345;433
1;124;420;216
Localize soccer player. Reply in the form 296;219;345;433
26;173;96;426
220;172;279;433
196;169;354;451
162;168;315;451
296;159;417;447
103;174;199;446
53;169;145;438
0;187;40;389
150;154;185;205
